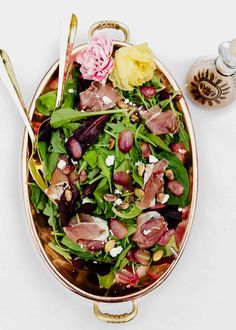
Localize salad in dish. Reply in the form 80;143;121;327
30;36;192;295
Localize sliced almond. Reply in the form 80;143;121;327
138;163;145;177
134;188;145;200
65;189;72;202
165;169;174;181
104;240;116;253
153;250;164;262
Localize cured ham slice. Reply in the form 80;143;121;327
64;215;109;244
115;266;139;285
79;81;121;111
136;159;168;210
132;211;168;249
141;106;179;135
175;220;187;248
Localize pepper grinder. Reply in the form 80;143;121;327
186;39;236;109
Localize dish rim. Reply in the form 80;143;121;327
21;41;198;303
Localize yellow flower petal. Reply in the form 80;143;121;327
110;43;156;91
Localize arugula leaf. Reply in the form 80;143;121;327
43;201;58;230
37;141;51;180
97;155;112;191
48;130;67;154
97;272;115;289
30;183;47;212
179;121;190;151
62;79;77;109
83;150;98;168
50;108;124;128
113;244;132;271
112;204;142;219
138;130;171;152
158;151;190;207
94;178;109;210
151;73;162;89
47;152;59;176
152;234;178;257
62;123;80;138
36;91;57;116
61;236;85;252
48;242;71;261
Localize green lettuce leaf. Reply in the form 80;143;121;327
36;91;57;116
158;151;190;207
97;272;115;289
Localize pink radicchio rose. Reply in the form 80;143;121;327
77;36;114;83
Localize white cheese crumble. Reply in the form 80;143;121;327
149;155;159;163
178;148;186;154
68;88;76;94
82;197;94;204
109;246;123;257
161;194;169;204
143;164;154;186
57;159;66;170
105;155;115;166
114;189;122;195
135;161;142;166
126;170;130;174
102;95;112;105
124;98;130;104
113;198;123;207
178;207;183;212
143;229;151;236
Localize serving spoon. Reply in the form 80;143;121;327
0;13;78;203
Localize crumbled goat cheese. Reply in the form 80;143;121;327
126;170;130;174
149;155;159;163
114;189;122;195
71;159;78;166
143;229;151;236
178;207;183;212
178;148;186;154
135;161;142;166
102;96;112;105
110;246;123;257
105;155;115;166
124;98;130;104
161;194;169;204
57;159;66;170
82;197;94;204
68;88;76;94
113;198;123;207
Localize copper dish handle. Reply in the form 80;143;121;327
93;300;138;323
88;20;130;43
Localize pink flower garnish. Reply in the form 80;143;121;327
77;36;113;83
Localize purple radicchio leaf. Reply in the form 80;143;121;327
58;186;80;227
66;115;109;157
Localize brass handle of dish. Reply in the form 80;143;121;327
88;20;130;43
93;300;138;323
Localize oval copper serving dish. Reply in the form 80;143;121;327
21;21;198;323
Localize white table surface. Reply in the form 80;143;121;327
0;0;235;329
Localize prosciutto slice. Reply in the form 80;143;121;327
141;106;179;135
136;159;168;210
132;211;168;249
63;214;109;244
79;81;121;111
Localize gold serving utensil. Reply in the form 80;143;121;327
0;13;78;203
29;12;78;202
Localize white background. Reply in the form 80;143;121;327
0;0;235;329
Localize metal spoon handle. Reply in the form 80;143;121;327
0;50;35;142
55;13;78;108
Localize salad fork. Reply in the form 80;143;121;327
0;13;78;202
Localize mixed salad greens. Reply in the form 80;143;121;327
30;39;192;293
